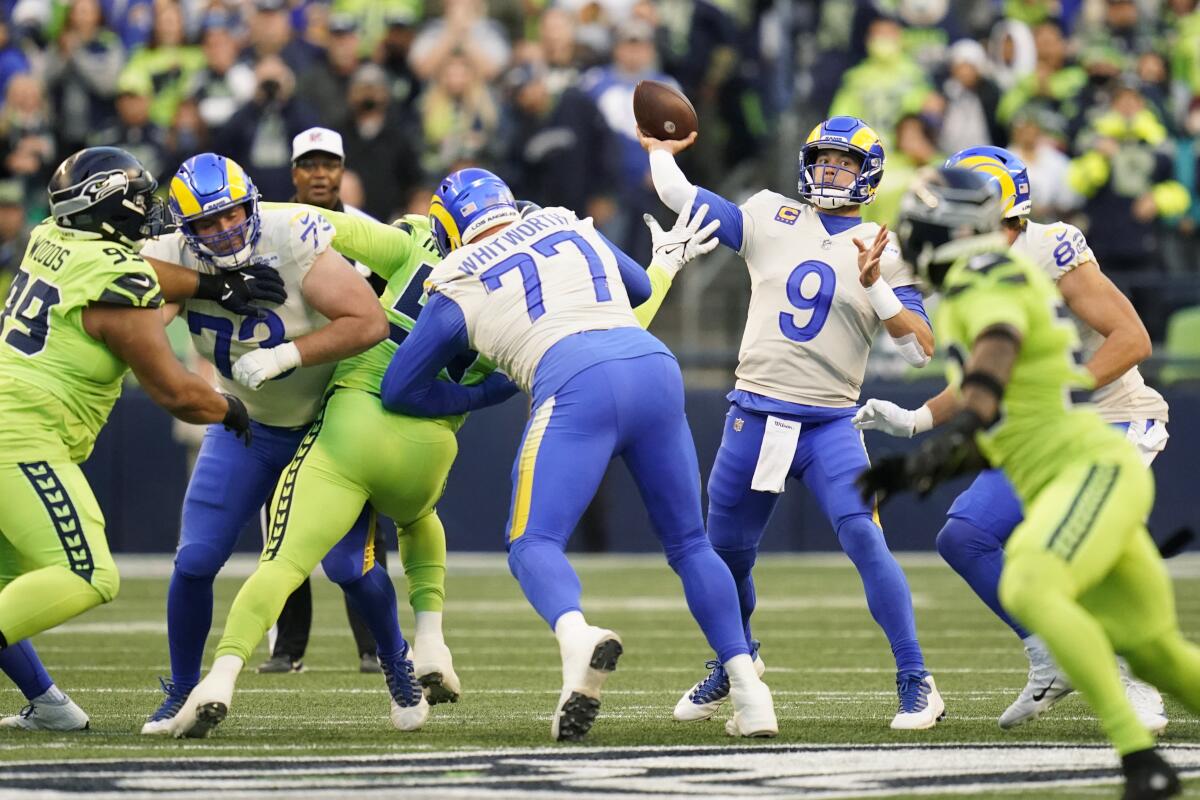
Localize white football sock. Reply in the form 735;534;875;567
33;685;67;705
724;654;759;691
554;611;588;646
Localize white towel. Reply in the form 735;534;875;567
750;416;801;493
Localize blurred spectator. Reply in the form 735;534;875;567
580;17;671;256
343;63;422;221
828;16;933;151
1078;0;1158;63
409;0;511;83
417;51;503;177
894;0;969;72
215;55;319;201
0;20;30;108
1168;95;1200;272
1174;1;1200;99
340;168;367;209
119;0;205;129
165;97;207;176
100;0;155;52
987;18;1037;91
296;15;363;129
0;74;55;215
997;21;1087;129
1068;79;1188;281
241;0;321;76
0;179;29;289
90;71;169;183
537;6;583;96
376;13;423;112
864;113;942;227
44;0;125;156
1008;108;1081;221
501;60;618;224
188;15;257;133
939;38;1005;154
1135;51;1172;129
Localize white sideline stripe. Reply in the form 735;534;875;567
17;666;1065;676
15;688;1044;698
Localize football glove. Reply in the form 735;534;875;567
232;342;301;391
853;399;929;438
221;393;252;446
644;202;720;278
195;264;287;319
857;409;990;506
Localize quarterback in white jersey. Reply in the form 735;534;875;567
378;168;776;741
135;153;389;736
642;117;944;731
853;145;1169;732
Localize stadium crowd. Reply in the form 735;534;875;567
0;0;1199;335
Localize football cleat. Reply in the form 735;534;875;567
723;676;777;738
140;678;191;735
412;642;461;704
0;696;89;731
169;672;233;739
256;655;304;674
999;640;1073;730
890;671;945;730
382;650;429;732
1119;659;1168;735
552;626;622;742
359;653;382;674
674;640;764;722
1121;748;1182;800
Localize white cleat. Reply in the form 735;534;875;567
999;640;1073;730
674;641;765;723
0;695;89;731
723;677;777;738
412;641;462;705
890;673;945;730
551;626;622;742
169;673;232;739
1119;659;1168;735
382;653;429;732
389;695;430;732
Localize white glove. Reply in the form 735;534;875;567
852;399;933;438
644;202;720;278
232;342;301;391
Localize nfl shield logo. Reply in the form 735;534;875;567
733;418;744;432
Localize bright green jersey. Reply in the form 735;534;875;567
266;204;493;429
0;222;163;463
936;247;1128;503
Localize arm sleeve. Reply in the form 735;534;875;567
632;264;674;328
596;231;652;307
380;293;517;417
648;149;744;252
894;285;931;330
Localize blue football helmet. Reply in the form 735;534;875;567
169;153;262;269
943;146;1032;219
429;168;519;257
799;116;886;209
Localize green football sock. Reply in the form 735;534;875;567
399;512;446;614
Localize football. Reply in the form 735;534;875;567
633;79;698;141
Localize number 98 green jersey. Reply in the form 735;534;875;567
0;222;163;463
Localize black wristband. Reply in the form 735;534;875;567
194;272;225;301
222;392;249;429
961;370;1006;404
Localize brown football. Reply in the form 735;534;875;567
633;79;698;141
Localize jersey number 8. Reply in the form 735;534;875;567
779;260;836;343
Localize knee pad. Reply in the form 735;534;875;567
174;541;231;581
936;517;997;565
835;515;887;565
320;551;363;586
662;528;711;569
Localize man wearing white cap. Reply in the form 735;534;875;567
257;126;391;675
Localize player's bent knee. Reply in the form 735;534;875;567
174;542;232;580
836;515;888;564
319;552;362;585
89;563;120;604
661;528;711;567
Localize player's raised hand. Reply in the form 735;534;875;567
853;225;889;288
197;264;288;320
853;399;920;438
636;128;696;156
232;342;302;391
645;202;720;278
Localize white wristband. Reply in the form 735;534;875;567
275;341;302;371
913;404;934;435
864;276;904;320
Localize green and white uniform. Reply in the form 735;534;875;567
936;246;1200;757
216;206;490;663
0;223;162;643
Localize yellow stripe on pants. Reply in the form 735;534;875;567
508;397;557;543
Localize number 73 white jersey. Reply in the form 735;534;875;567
141;207;339;428
733;191;919;407
427;207;639;392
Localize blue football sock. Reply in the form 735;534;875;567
838;516;925;674
712;544;758;649
668;544;750;663
166;570;213;692
0;640;52;700
338;565;405;662
936;517;1029;639
507;533;582;628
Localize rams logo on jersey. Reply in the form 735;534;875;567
775;206;800;225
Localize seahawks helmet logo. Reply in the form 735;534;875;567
51;169;131;218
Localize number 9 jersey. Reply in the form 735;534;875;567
0;222;164;464
733;191;918;407
141;206;339;428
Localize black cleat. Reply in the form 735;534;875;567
590;639;623;671
419;672;460;704
185;702;228;739
1122;748;1182;800
555;692;602;742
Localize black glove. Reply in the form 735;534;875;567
857;409;989;507
195;265;287;319
221;393;252;446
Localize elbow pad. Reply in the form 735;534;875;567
895;332;932;367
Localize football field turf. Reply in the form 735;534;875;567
1;553;1197;799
